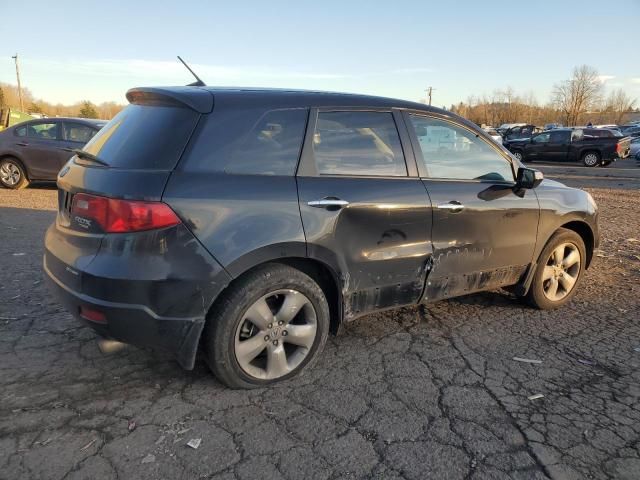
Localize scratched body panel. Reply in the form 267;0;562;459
297;176;432;319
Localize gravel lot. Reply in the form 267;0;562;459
1;164;639;480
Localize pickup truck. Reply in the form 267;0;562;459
504;128;632;167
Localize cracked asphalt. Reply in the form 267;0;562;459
1;160;639;480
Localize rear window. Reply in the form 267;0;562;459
81;104;199;169
181;108;308;175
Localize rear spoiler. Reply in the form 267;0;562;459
126;87;214;114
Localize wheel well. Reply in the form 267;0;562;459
207;257;343;336
581;149;600;159
560;221;594;267
0;155;29;180
274;258;343;335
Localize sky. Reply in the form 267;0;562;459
1;0;639;107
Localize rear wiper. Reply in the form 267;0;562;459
73;149;109;167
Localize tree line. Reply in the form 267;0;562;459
450;65;637;127
2;64;637;126
0;83;124;120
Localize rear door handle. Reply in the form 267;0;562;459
60;147;74;152
437;201;464;213
16;142;28;147
307;198;349;209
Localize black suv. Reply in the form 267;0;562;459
44;87;599;388
0;118;106;189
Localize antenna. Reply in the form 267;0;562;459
177;56;206;86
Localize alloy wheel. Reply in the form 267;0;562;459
513;151;523;161
542;242;581;301
234;289;317;380
0;162;21;186
583;153;599;167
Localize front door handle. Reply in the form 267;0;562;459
60;147;74;152
16;142;28;147
307;198;349;209
437;201;464;213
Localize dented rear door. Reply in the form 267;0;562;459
297;108;432;320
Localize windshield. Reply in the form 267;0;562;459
82;104;199;169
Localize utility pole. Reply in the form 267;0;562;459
425;86;436;106
11;54;24;112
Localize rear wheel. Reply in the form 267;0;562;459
203;263;330;389
0;158;29;189
526;228;585;309
582;151;600;167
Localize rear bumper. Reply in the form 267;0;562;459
44;259;205;369
43;222;231;369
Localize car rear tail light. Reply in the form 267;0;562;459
71;193;180;233
80;306;107;324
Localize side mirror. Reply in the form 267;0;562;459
516;167;543;189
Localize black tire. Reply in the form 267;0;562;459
526;228;586;310
581;151;600;167
0;157;29;189
203;263;330;389
601;160;612;167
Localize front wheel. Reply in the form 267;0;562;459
582;151;600;167
512;150;524;162
526;228;586;309
203;263;330;389
0;158;29;189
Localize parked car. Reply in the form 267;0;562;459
544;123;563;130
496;122;526;136
502;124;542;142
483;127;503;144
44;87;599;388
0;118;106;189
620;125;640;138
630;137;640;157
505;128;631;166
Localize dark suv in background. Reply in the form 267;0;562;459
0;117;105;189
44;87;599;388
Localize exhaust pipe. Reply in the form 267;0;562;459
97;339;127;354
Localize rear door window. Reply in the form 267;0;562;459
549;131;570;143
82;104;200;170
63;123;98;143
313;111;407;176
182;108;308;175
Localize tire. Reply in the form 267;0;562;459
526;228;586;310
601;160;612;167
512;150;524;162
203;263;330;389
0;157;29;189
581;151;600;167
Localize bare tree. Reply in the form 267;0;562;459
603;89;636;124
552;65;603;126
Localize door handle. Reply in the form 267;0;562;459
437;201;464;213
307;198;349;209
60;147;74;152
16;142;28;147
